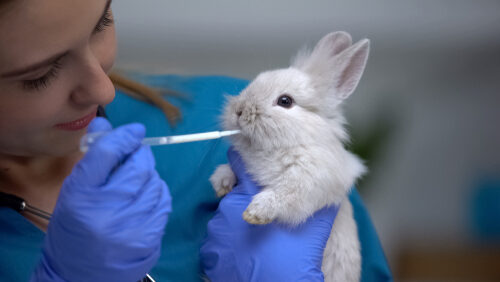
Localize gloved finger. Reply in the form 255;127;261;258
87;117;112;133
114;144;155;176
307;205;340;248
108;145;155;193
74;123;146;187
302;204;341;269
227;147;251;183
311;204;340;228
143;171;171;216
227;147;261;195
127;172;171;235
108;182;166;240
110;176;170;252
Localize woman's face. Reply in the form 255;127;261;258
0;0;116;157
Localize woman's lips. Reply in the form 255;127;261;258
55;111;96;131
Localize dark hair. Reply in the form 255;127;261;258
0;0;16;15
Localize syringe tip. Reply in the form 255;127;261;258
219;130;241;137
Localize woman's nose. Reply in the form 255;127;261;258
70;50;115;107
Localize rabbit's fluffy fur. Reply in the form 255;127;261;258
210;31;370;282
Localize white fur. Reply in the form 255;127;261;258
209;164;236;197
210;31;370;281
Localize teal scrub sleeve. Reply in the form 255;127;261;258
349;189;393;281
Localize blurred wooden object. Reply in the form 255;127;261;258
395;244;500;281
109;72;181;126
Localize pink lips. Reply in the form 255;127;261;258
55;111;96;131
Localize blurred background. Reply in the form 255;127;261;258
112;0;500;280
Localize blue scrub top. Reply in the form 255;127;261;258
0;75;391;282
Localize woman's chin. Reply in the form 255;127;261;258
37;135;83;157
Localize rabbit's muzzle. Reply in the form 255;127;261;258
236;104;261;127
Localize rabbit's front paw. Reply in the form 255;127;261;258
209;164;236;197
243;192;278;224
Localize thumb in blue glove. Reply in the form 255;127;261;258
31;117;171;282
201;148;339;281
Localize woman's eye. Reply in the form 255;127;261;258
276;94;294;108
93;9;114;34
19;10;113;92
22;59;63;91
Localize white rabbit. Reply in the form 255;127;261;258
210;31;370;282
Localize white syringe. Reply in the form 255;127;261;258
80;130;240;152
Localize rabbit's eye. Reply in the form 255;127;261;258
277;94;294;108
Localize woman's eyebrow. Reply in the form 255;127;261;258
0;51;68;79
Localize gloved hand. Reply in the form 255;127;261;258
31;117;171;282
200;148;339;281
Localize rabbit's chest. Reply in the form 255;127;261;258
243;149;319;186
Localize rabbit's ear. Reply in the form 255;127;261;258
292;31;352;68
314;31;353;57
331;39;370;99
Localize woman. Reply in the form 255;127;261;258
0;0;391;281
0;0;171;280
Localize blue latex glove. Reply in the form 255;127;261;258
31;117;171;282
200;148;340;281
